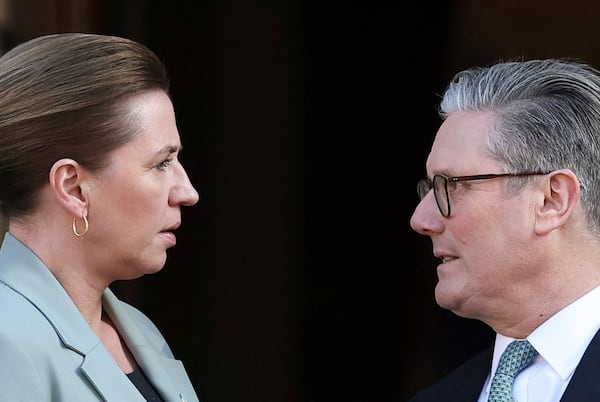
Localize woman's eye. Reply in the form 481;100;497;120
156;158;173;171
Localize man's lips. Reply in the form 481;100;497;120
434;250;457;263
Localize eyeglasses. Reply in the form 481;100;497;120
417;172;550;218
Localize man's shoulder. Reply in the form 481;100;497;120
408;346;492;402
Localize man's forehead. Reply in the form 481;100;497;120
426;111;497;174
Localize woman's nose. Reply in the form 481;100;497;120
170;164;200;207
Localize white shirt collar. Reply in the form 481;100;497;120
492;285;600;381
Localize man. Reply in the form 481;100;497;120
409;59;600;401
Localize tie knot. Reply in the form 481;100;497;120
488;340;538;402
496;340;538;377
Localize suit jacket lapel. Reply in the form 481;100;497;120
560;328;600;401
409;346;492;402
447;346;492;401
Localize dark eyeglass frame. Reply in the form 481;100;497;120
417;172;550;218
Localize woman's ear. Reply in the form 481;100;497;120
48;158;88;216
534;169;581;235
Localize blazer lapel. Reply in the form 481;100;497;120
134;346;196;402
80;345;146;402
0;234;147;401
103;289;199;402
560;328;600;401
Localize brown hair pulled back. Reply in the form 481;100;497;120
0;32;170;219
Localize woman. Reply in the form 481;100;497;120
0;33;200;401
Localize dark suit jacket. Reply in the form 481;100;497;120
408;329;600;402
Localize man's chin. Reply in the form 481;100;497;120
434;285;465;313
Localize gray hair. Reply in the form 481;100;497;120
440;59;600;234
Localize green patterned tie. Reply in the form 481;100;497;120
488;340;538;402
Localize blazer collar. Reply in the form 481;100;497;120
0;233;100;355
0;233;192;402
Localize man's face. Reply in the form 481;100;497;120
410;110;539;324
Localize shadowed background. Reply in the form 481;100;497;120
3;1;600;401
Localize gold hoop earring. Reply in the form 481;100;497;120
72;213;89;237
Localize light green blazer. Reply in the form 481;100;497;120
0;232;200;402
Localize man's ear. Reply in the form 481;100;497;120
534;169;581;235
48;158;88;216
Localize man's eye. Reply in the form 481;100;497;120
446;181;459;192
